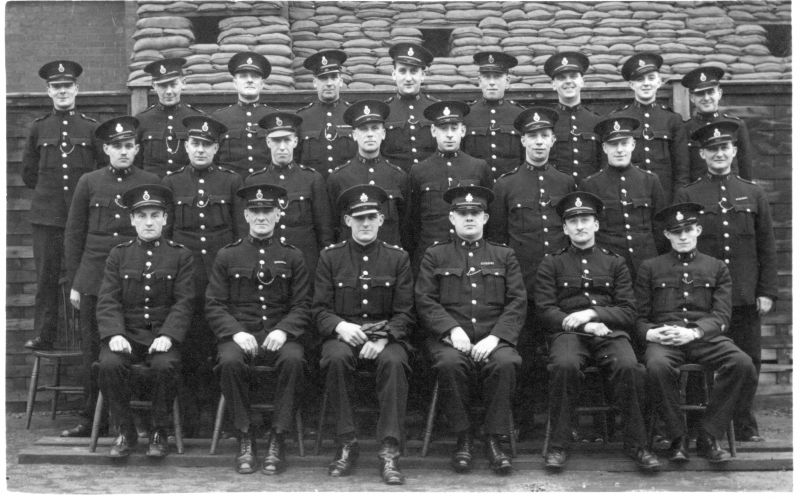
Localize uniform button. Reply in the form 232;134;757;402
471;299;477;305
543;228;549;233
369;180;375;185
199;213;205;218
724;258;730;264
262;316;268;321
644;113;650;118
645;159;651;163
644;147;650;152
724;246;730;251
280;224;286;229
469;267;475;272
626;235;632;240
201;249;207;254
410;136;416;141
544;241;549;245
144;285;151;291
446;162;452;167
628;248;634;253
623;213;629;218
113;232;118;237
723;220;729;226
262;304;267;310
260;296;265;302
625;224;631;229
723;233;729;238
144;313;150;319
468;252;473;257
328;157;333;161
326;145;332;150
491;155;497;159
471;283;477;288
581;259;587;264
145;274;151;279
326;112;332;117
573;148;578;153
410;125;415;130
471;318;477;323
362;284;368;290
279;174;285;180
721;185;727;191
62;164;68;168
258;285;264;290
583;269;589;274
200;225;206;230
368;168;374;173
683;291;689;297
147;251;153;256
591;299;597;305
63;174;68;180
259;248;265;254
63;186;69;191
411;148;417;153
362;255;369;262
248;157;253;161
362;299;368;305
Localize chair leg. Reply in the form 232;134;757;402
89;392;104;452
541;414;551;458
295;410;305;457
51;357;62;419
26;356;42;430
172;398;184;454
728;420;736;457
314;391;328;455
209;395;226;455
508;411;517;458
420;379;439;457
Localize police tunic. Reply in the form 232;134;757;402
135;102;203;178
463;98;523;179
211;101;276;179
579;164;666;279
381;93;439;172
326;155;409;246
296;99;356;178
551;103;602;182
684;111;753;181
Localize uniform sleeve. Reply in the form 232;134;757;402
274;249;311;337
671;116;690;190
96;248;127;340
693;261;732;339
64;175;91;287
386;250;415;342
488;250;527;345
634;259;657;345
754;189;778;301
156;249;195;343
533;255;569;334
205;250;247;339
312;250;344;337
486;180;509;244
414;248;460;338
21;121;40;189
592;256;636;331
735;121;753;180
311;172;335;248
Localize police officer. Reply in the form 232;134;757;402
535;191;660;472
61;116;160;438
612;53;689;202
313;185;414;485
406;101;493;269
22;60;102;351
295;49;357;178
247;111;334;281
327;100;408;246
462;51;523;179
415;185;526;475
681;66;753;181
579;117;666;280
382;42;438;171
96;184;194;458
544;52;603;181
636;202;757;463
674;121;777;442
135;58;203;178
211;52;276;179
205;183;310;475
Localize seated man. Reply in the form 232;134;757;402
95;184;194;458
313;185;414;485
636;202;757;464
205;183;310;475
415;185;526;475
534;192;660;472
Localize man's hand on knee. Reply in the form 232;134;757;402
262;329;287;352
359;338;388;360
148;335;173;354
335;321;368;347
471;335;499;363
109;335;131;353
448;327;472;353
233;331;259;356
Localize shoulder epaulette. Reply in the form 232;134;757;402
80;113;98;123
115;239;135;249
611;103;632;114
583;170;602;181
223;238;243;248
430;240;449;248
214;104;235;113
140;103;158;113
296;101;315;113
660;104;674;112
247;167;268;178
552;246;569;255
383;95;395;104
167;239;186;248
486;239;508;248
331;160;352;173
736;175;756;185
631;164;657;177
33;113;50;122
381;241;405;252
218;165;237;174
322;240;347;252
342;99;352;107
598;246;621;258
384;159;405;173
685;177;703;187
497;166;521;179
721;112;741;121
297;163;314;172
185;103;204;114
424;93;440;102
466;99;478;106
165;165;185;176
279;239;299;249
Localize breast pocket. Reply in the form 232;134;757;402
508;200;539;233
689;276;716;310
369;275;397;314
36;136;60;169
482;267;506;305
383;192;404;225
173;196;196;229
203;195;233;228
283;191;313;226
647;129;673;161
434;267;463;305
651;277;681;313
151;270;176;301
731;201;757;236
263;266;293;303
227;266;255;302
89;197;127;233
333;276;359;314
419;182;446;221
141;130;166;160
577;132;600;163
121;269;143;304
628;197;653;229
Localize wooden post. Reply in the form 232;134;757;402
672;83;690;120
129;86;149;115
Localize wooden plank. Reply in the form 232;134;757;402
5;294;34;307
6;246;33;259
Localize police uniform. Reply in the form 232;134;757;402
211;52;277;179
22;60;102;351
314;185;414;483
636;203;756;462
296;50;356;178
462;52;524;179
381;43;438;172
327;100;408;246
135;58;204;178
681;66;753;181
247;111;334;280
64;116;160;430
406;101;493;267
611;53;689;202
205;183;309;475
415;185;525;474
95;184;194;457
673;121;777;440
544;52;603;181
579;117;666;280
534;192;657;470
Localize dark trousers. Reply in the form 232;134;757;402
319;339;409;443
97;342;181;430
32;224;64;343
547;333;648;449
179;299;219;434
78;295;102;423
216;339;305;433
729;305;762;438
425;338;520;436
645;339;757;441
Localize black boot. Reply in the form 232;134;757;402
109;423;138;458
146;428;169;458
485;435;512;475
378;438;404;485
668;437;689;463
235;428;257;474
696;431;732;464
261;430;286;475
451;432;473;473
329;436;359;477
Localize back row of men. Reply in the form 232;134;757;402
23;44;774;483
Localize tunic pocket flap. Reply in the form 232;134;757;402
433;267;463;278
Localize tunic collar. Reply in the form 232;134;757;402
706;171;731;182
54;108;76;117
568;244;595;256
695;111;720;122
525;161;550;172
458;237;482;249
108;165;133;178
156;102;180;112
248;235;274;247
356;154;383;165
633;100;656;110
351;239;379;254
137;237;162;248
672;249;698;262
437;150;459;159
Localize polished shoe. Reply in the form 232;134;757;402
262;430;286;475
696;432;732;463
485;435;512;475
109;431;137;458
450;434;473;473
61;423;92;438
544;447;567;471
329;438;359;477
627;446;661;472
668;437;689;463
235;429;257;474
737;433;764;443
378;440;404;485
146;429;169;458
24;337;53;351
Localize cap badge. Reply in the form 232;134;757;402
562;57;568;66
638;59;645;67
115;123;124;133
364;105;371;115
201;121;209;132
613;121;621;131
533;112;540;122
359;192;369;203
574;197;582;208
58;63;65;73
275;116;283;127
143;190;151;201
443;106;451;116
321;55;328;66
488;54;495;64
465;193;474;203
246;57;253;65
713;128;721;138
700;72;707;82
676;211;684;221
407;47;415;57
159;65;166;74
256;189;264;200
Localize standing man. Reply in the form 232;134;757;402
681;66;753;181
535;192;660;472
636;202;757;463
206;183;310;475
382;42;438;172
544;52;603;182
674;121;777;443
296;49;356;178
247;111;334;280
212;52;276;179
462;51;523;179
612;53;689;202
327;100;408;246
415;185;526;475
22;60;102;351
406;101;493;269
314;185;414;485
579;117;666;280
135;58;203;178
95;184;194;458
61;116;160;438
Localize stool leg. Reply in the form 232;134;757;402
172;398;184;454
295;410;305;457
508;411;517;458
89;392;104;452
209;395;226;455
26;356;42;430
542;414;551;458
420;380;439;457
314;392;328;455
728;421;736;457
51;357;62;419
